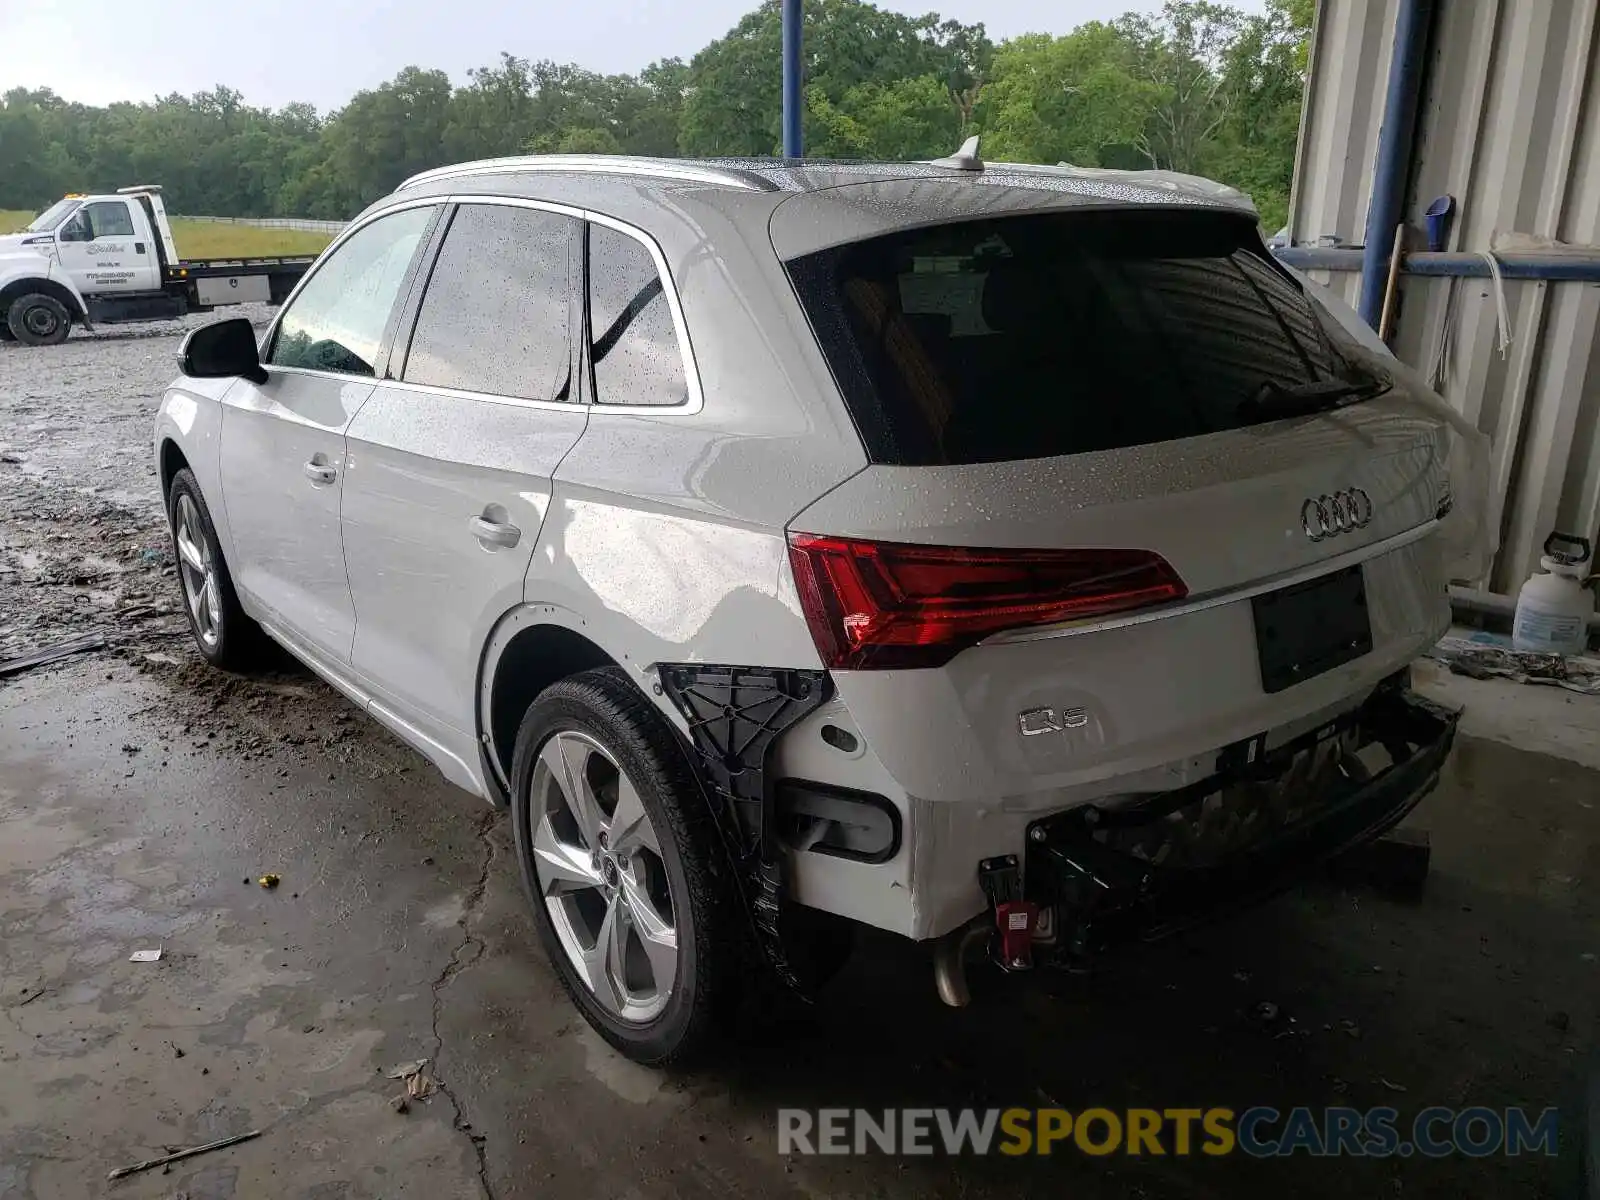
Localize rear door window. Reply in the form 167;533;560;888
785;209;1374;465
402;203;577;402
587;224;689;408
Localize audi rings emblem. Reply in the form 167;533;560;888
1300;488;1373;541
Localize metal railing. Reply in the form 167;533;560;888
167;214;348;233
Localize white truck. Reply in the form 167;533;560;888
0;186;316;346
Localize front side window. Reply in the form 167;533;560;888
588;225;689;407
267;206;435;378
83;202;136;238
402;204;575;401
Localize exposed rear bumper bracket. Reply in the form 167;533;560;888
660;664;831;992
1023;682;1459;959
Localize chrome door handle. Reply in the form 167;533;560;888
302;460;338;485
470;516;521;549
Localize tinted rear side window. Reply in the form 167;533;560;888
786;209;1362;465
403;203;576;401
587;225;689;407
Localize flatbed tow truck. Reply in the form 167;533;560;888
0;185;316;346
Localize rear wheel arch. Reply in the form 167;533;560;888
479;614;627;803
480;611;857;1045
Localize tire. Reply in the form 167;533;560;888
166;468;267;670
0;321;15;342
6;293;72;347
511;667;745;1065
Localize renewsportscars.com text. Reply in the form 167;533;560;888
777;1106;1560;1158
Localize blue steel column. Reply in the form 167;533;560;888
782;0;803;157
1357;0;1435;328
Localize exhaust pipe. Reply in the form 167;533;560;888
932;919;990;1007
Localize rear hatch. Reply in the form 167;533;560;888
780;203;1452;805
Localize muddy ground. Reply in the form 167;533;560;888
2;322;1598;1199
0;310;277;668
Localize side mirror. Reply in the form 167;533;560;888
59;218;90;243
179;318;267;384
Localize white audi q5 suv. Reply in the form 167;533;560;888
155;150;1489;1064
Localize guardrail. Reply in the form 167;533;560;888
168;215;349;234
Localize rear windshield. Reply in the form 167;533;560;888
785;209;1370;465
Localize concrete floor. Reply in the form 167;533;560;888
1;651;1595;1199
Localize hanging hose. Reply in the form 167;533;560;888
1478;250;1513;358
1428;278;1457;391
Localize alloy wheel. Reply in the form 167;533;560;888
529;730;678;1023
173;494;222;649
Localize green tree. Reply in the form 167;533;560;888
0;0;1308;227
1115;1;1244;174
1203;0;1313;229
0;98;66;207
835;75;961;159
316;67;455;208
631;59;692;154
977;26;1156;166
445;54;538;161
804;87;871;158
546;126;624;153
680;0;988;155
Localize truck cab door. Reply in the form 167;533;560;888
55;199;161;295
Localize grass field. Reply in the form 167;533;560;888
0;210;333;258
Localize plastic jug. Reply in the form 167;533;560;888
1511;532;1595;655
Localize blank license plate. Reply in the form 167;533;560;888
1252;565;1372;693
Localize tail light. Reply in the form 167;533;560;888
787;534;1187;670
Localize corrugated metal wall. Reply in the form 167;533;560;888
1289;0;1600;593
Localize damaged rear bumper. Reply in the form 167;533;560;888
1022;683;1458;959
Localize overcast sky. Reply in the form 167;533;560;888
2;0;1263;113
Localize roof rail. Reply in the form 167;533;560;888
397;155;780;194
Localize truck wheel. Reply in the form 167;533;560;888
510;667;746;1066
0;321;15;342
6;293;72;346
167;468;267;670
